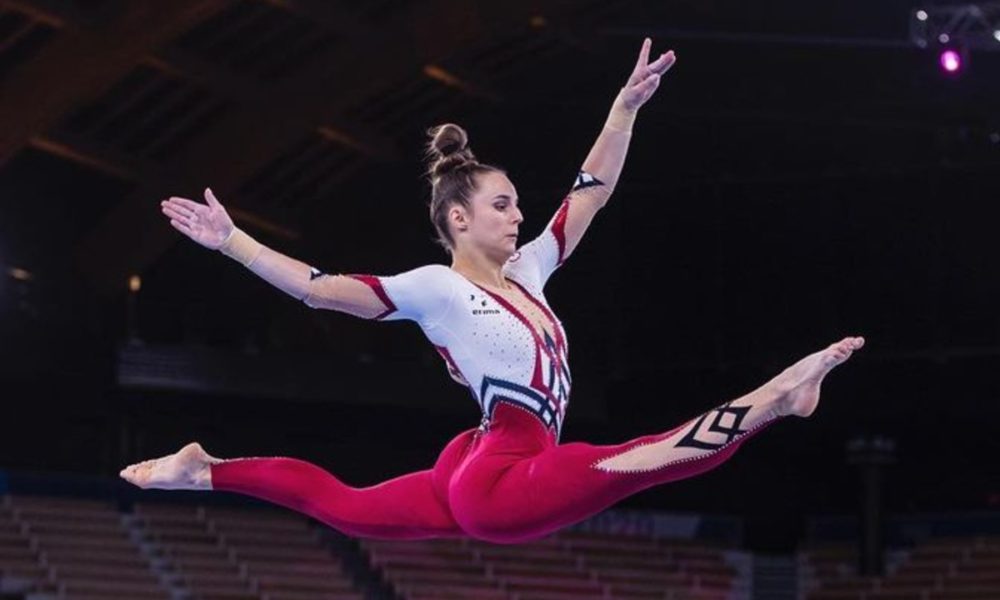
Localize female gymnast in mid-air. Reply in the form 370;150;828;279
121;39;864;543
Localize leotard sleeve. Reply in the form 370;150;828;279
504;198;571;290
347;264;455;327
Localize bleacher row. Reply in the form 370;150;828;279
801;537;1000;600
363;534;744;600
0;495;361;600
0;494;746;600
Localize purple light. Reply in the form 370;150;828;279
940;49;961;72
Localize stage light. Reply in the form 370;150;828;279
994;29;1000;41
8;267;31;281
940;48;963;72
916;9;929;21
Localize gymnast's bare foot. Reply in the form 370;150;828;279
771;336;865;417
120;442;219;490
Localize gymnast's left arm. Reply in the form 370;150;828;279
559;38;676;261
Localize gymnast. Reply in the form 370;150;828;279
121;39;864;543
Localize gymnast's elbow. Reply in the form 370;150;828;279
301;275;390;320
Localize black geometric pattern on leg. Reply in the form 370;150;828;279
675;401;751;451
572;170;605;192
309;267;326;280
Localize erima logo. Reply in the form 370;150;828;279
470;294;499;315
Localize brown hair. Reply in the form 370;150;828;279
425;123;503;254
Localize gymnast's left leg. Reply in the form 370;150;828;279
449;336;864;543
120;441;467;540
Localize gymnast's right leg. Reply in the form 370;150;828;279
120;444;464;540
448;336;866;543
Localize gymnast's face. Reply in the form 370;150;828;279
452;170;524;260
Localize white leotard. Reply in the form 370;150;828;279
356;199;573;437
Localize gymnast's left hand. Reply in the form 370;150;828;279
620;38;676;112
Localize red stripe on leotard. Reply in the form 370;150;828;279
550;198;571;266
435;344;469;385
345;274;396;320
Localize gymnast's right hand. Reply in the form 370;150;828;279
160;187;234;250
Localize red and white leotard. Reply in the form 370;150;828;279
368;198;573;438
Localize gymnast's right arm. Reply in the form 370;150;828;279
160;188;398;320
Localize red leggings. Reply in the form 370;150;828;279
211;402;777;544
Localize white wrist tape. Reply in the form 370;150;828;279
604;90;636;133
219;227;263;267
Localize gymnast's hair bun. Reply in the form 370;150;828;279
426;123;477;179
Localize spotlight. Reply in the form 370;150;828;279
916;9;929;21
994;29;1000;41
940;48;963;72
8;267;32;281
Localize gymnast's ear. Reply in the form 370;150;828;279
449;203;471;232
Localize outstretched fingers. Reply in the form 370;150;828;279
162;204;200;237
629;37;652;82
170;218;196;237
162;202;193;222
164;196;205;214
624;39;676;108
648;50;676;76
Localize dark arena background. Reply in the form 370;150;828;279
1;1;999;599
